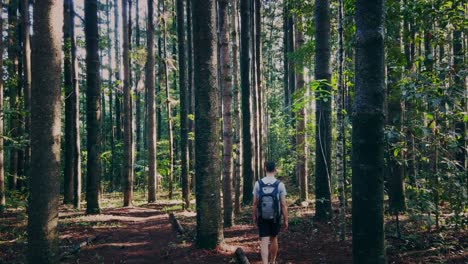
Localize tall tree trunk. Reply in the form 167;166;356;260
386;0;406;218
85;0;102;214
255;0;263;176
336;0;346;241
162;0;174;200
135;0;142;158
107;0;115;192
122;0;134;207
147;0;157;203
219;0;234;227
28;1;62;261
283;1;289;113
8;0;18;190
186;0;195;193
71;0;81;208
241;0;253;205
250;0;259;182
352;0;386;262
314;0;332;221
114;0;122;190
295;16;307;202
231;0;242;216
0;0;4;212
177;0;189;208
64;0;75;205
20;0;31;188
192;0;224;249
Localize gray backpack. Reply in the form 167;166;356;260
257;180;281;222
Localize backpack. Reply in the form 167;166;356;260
257;179;281;222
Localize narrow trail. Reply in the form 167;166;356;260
61;206;181;263
57;204;354;263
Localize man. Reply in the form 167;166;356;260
253;161;288;264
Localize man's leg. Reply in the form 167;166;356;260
270;236;278;263
260;237;270;264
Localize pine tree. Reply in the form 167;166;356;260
352;0;386;262
177;0;190;208
28;0;62;261
85;0;102;214
146;0;157;203
314;0;333;221
220;0;234;227
241;0;253;205
192;0;224;249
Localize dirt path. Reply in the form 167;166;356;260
61;206;353;263
61;205;184;263
1;201;466;263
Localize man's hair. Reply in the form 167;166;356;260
265;161;276;173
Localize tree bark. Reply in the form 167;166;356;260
20;0;31;189
28;1;62;262
107;0;115;192
255;0;263;174
219;0;234;227
186;0;195;193
122;0;134;207
241;0;253;205
314;0;332;221
85;0;102;214
192;0;224;249
162;0;174;200
295;16;307;202
177;0;189;208
146;0;157;203
352;0;386;262
0;0;4;212
386;0;406;215
114;0;122;190
8;0;19;190
231;0;242;216
135;0;142;158
336;0;346;241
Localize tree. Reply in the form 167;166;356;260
352;0;386;262
192;0;224;249
161;0;174;200
20;0;31;187
122;0;134;207
314;0;332;221
0;0;4;212
147;0;157;203
336;0;346;241
386;0;406;228
85;0;102;214
177;0;190;208
8;0;19;190
295;16;307;202
27;0;62;262
219;0;234;227
63;0;81;206
231;0;242;216
114;0;123;190
241;0;253;205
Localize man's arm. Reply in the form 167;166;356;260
253;196;258;225
281;196;288;230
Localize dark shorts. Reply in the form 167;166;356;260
258;218;281;237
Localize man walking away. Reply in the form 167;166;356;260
253;161;289;264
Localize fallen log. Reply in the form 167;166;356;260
169;213;185;234
235;247;250;264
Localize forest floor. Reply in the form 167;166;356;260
0;191;467;264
